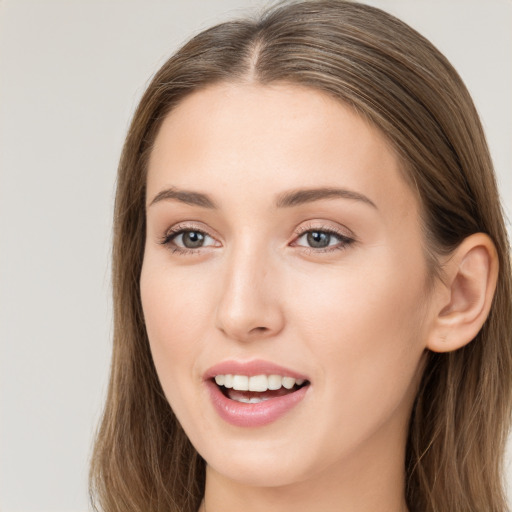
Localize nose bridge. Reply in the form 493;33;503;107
215;235;283;341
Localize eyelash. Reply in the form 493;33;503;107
293;224;355;254
159;223;218;256
159;222;355;256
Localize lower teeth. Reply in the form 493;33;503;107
232;396;271;404
221;384;306;403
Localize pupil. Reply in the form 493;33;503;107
183;231;204;248
307;231;330;248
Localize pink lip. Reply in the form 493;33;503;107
204;359;310;428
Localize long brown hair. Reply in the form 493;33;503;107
89;2;512;511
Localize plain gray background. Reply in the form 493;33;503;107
1;1;511;510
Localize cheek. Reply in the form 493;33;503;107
140;257;214;400
290;253;427;343
287;253;428;414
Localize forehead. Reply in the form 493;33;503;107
147;82;417;221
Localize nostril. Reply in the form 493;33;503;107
250;326;269;334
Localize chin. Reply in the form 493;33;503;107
192;429;328;489
206;452;309;488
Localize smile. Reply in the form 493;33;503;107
204;361;311;427
214;374;307;403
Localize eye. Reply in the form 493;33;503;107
173;230;215;249
293;226;355;252
297;230;336;249
160;225;220;254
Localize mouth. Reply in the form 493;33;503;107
213;374;310;404
204;361;311;427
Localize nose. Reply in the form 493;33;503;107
215;243;285;342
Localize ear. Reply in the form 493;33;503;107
426;233;499;353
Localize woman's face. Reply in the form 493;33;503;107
141;83;433;488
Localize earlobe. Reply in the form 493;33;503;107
426;233;499;353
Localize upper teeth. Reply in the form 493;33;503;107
214;374;305;392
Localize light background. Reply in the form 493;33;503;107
0;1;510;510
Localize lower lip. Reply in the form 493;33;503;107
205;380;309;427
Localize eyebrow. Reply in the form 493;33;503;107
149;187;218;209
275;187;377;209
148;186;377;210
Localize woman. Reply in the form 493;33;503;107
89;1;512;511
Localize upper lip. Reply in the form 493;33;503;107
204;359;310;382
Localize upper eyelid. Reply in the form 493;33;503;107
292;228;355;250
163;222;352;240
294;222;355;240
161;224;218;245
164;222;215;237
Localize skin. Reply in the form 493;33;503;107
141;82;442;512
